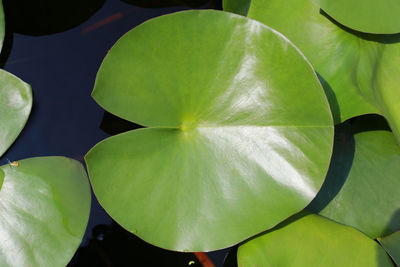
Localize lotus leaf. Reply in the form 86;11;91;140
0;157;91;267
0;70;32;158
86;10;334;251
313;0;400;34
378;231;400;266
308;122;400;239
237;213;394;267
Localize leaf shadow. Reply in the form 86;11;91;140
316;72;341;124
307;114;391;213
319;9;400;44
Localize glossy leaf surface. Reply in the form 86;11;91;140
378;231;400;266
245;0;400;132
0;157;91;267
313;0;400;34
309;124;400;239
0;70;32;157
87;10;334;251
237;213;394;267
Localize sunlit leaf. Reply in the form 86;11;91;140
237;213;394;267
86;10;334;251
313;0;400;34
234;0;400;142
0;157;91;267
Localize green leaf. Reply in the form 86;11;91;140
313;0;400;34
86;10;334;251
374;42;400;147
378;231;400;266
0;157;91;267
0;168;4;190
223;0;251;16
308;120;400;239
245;0;400;129
237;213;394;267
0;70;32;158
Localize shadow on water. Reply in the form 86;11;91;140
2;0;106;36
68;223;203;267
0;23;13;68
99;111;143;136
222;246;237;267
121;0;222;9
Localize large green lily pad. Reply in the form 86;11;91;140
86;10;334;251
313;0;400;34
237;213;394;267
308;121;400;239
0;157;91;267
378;231;400;266
241;0;400;142
0;70;32;158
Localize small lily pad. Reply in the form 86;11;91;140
237;213;394;267
0;69;32;158
0;157;91;267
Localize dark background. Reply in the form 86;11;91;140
0;0;231;266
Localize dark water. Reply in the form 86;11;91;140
0;0;229;265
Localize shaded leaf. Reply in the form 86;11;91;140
378;231;400;266
0;157;91;267
237;213;394;267
86;10;334;251
222;0;251;16
308;118;400;238
313;0;400;34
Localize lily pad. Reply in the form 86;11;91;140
0;157;91;267
237;213;394;267
313;0;400;34
242;0;400;136
0;69;32;158
308;119;400;239
378;231;400;266
86;10;334;251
